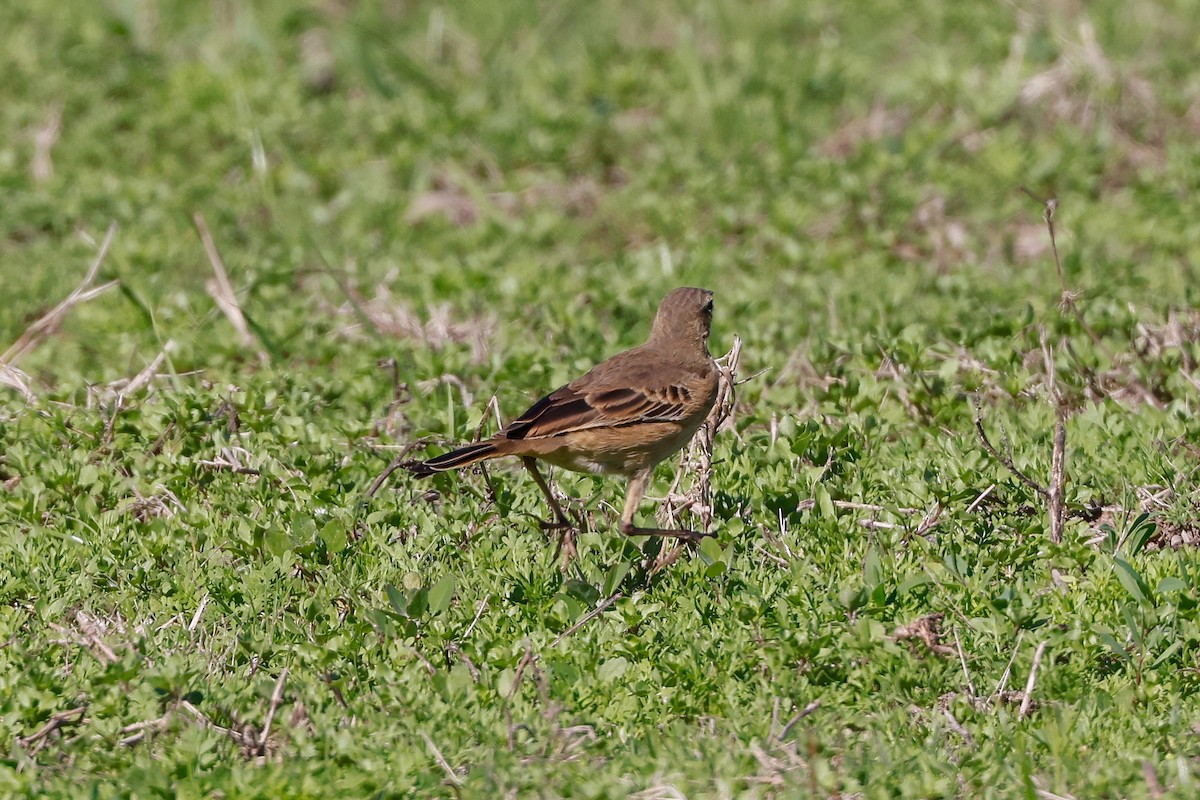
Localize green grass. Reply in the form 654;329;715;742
3;0;1200;796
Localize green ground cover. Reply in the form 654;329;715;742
2;0;1200;796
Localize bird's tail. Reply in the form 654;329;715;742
402;441;502;477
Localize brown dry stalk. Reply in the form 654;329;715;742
970;397;1049;499
193;212;268;363
257;669;289;753
19;706;87;751
1019;641;1049;719
1048;414;1067;544
664;335;742;532
776;700;821;740
32;102;63;183
1;223;119;369
548;593;622;648
420;731;464;787
1040;330;1068;544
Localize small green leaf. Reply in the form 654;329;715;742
428;575;456;616
897;574;931;595
814;483;836;519
863;546;884;589
385;584;408;617
1151;640;1183;669
318;520;348;553
407;588;429;619
1156;577;1187;595
264;525;291;559
699;536;724;566
597;657;629;682
565;579;601;605
603;562;632;596
1096;632;1132;664
1113;556;1152;606
1121;513;1156;556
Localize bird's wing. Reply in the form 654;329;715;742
502;367;699;441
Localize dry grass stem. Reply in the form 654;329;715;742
953;627;977;699
1019;641;1049;719
1;222;119;368
664;335;741;532
549;593;622;648
1041;331;1068;544
118;715;171;747
197;447;262;477
461;595;490;640
364;439;430;499
996;630;1026;696
505;645;536;701
257;669;289;752
114;341;175;401
965;484;996;514
19;706;87;752
32;102;63;183
0;365;34;402
189;594;211;634
339;281;494;363
776;700;821;740
420;730;464;786
971;397;1049;499
193;212;269;363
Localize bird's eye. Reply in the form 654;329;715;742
702;300;714;314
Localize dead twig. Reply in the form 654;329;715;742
119;715;171;747
258;669;289;753
19;706;87;752
1019;640;1049;719
1040;330;1068;544
971;397;1050;498
179;700;254;748
420;731;463;787
776;700;821;740
549;593;622;648
506;644;536;700
364;439;433;500
665;335;742;533
1021;191;1119;362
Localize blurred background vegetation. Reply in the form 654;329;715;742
3;1;1200;796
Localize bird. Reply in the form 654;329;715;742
402;287;721;559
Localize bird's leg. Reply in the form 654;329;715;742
619;469;712;542
522;457;577;567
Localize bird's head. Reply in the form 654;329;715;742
648;287;715;353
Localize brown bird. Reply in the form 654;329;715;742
403;287;721;553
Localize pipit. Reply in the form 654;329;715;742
403;287;721;556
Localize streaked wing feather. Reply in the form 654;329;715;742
503;387;592;440
502;382;692;441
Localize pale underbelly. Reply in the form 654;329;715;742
532;421;701;476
